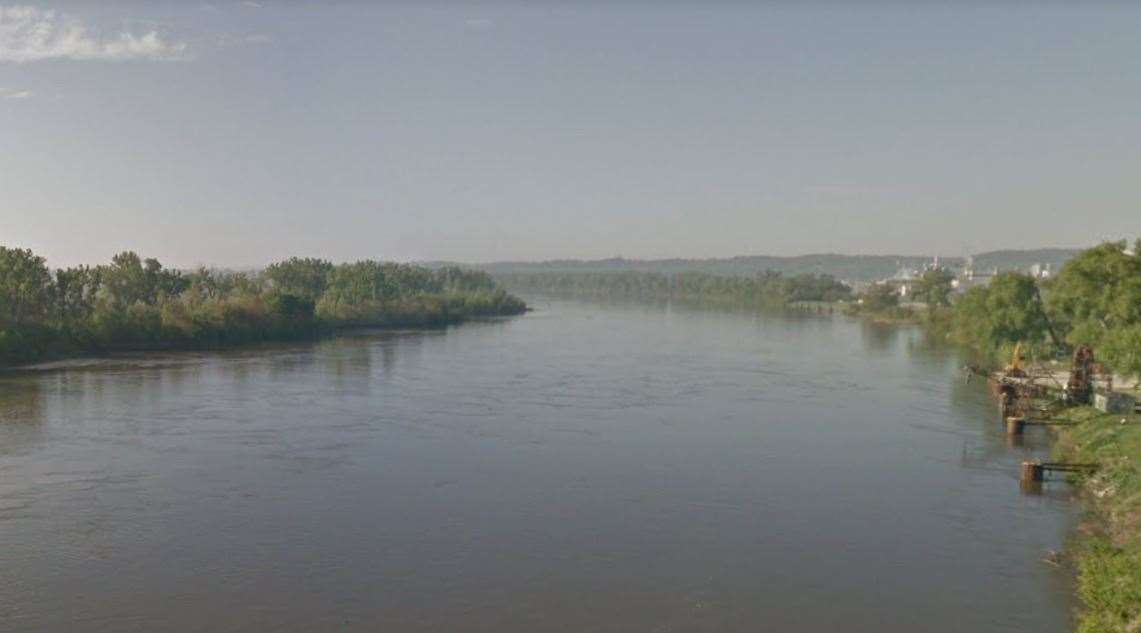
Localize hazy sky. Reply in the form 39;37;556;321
2;2;1139;268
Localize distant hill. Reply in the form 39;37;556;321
426;248;1084;283
476;254;949;282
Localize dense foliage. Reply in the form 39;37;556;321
858;283;901;312
946;240;1141;380
912;269;956;307
0;247;525;366
1047;240;1141;381
950;272;1056;360
496;270;852;305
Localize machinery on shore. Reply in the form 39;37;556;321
1065;345;1095;405
1004;342;1027;378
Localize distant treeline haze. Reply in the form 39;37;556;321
496;270;853;304
0;249;525;366
446;248;1081;282
496;240;1141;383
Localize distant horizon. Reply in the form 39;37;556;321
0;239;1098;271
431;245;1089;266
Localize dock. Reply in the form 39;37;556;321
1020;460;1097;483
1003;416;1074;435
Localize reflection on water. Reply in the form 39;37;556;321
0;298;1077;632
858;320;900;354
0;378;46;458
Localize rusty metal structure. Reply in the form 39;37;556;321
1065;345;1095;404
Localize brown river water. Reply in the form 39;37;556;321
0;297;1078;632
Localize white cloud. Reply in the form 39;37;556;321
0;5;188;62
244;33;271;43
240;1;263;8
1;87;32;98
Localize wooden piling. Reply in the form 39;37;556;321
1019;461;1094;485
1005;417;1026;435
1021;461;1044;483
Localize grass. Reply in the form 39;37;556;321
1052;404;1141;633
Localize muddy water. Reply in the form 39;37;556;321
0;298;1076;632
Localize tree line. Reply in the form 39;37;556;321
942;239;1141;381
495;270;853;305
0;248;526;366
847;268;958;322
851;239;1141;381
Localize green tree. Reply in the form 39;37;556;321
99;252;186;308
913;269;955;307
783;273;853;302
264;257;334;303
952;272;1053;357
324;261;392;306
52;265;101;325
0;247;53;327
1047;240;1141;380
1099;324;1141;386
860;283;900;312
2;244;526;367
1048;240;1141;344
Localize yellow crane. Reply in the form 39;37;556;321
1005;342;1027;377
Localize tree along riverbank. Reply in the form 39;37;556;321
850;240;1140;380
849;240;1140;633
0;248;526;368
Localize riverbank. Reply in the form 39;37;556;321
975;361;1139;632
1051;405;1141;633
845;272;1138;630
968;349;1139;632
967;358;1136;629
0;296;528;371
840;303;924;325
0;247;528;369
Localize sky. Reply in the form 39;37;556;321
1;1;1139;268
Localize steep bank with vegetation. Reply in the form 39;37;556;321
496;270;852;306
0;248;525;367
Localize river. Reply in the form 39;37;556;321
0;297;1078;632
